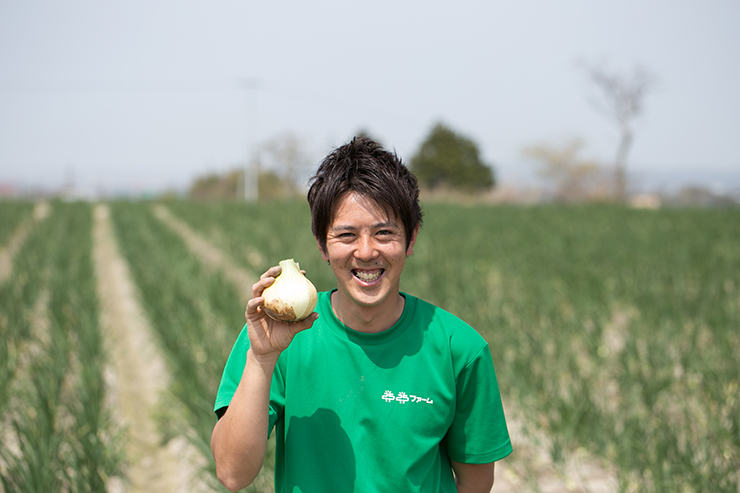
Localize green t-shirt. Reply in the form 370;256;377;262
214;291;512;492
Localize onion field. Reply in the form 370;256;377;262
1;199;739;492
1;201;120;491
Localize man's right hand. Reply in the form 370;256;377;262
212;265;318;491
245;265;318;360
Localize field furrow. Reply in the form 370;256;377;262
93;203;200;492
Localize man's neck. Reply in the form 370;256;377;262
330;290;405;334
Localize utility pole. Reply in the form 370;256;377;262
240;78;261;201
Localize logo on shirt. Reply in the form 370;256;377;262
381;390;433;404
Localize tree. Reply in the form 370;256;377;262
522;138;609;203
581;61;655;200
188;169;241;200
260;133;313;196
237;132;313;201
410;122;495;192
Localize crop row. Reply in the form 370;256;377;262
108;201;264;491
2;199;738;492
0;201;121;492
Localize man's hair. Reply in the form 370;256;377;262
307;137;423;253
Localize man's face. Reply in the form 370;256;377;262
320;192;417;311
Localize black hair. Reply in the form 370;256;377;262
307;137;423;253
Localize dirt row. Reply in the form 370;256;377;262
92;204;202;493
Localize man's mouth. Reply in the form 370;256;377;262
353;269;383;283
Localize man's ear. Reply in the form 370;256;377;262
406;225;420;256
316;237;329;262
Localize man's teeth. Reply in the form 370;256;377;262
355;270;382;282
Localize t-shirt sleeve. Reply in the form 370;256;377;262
445;344;512;464
213;323;251;415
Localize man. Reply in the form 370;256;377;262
211;137;512;492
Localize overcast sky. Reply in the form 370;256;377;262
1;0;739;196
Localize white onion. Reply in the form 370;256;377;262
262;259;318;322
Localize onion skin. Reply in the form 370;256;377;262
262;300;298;323
262;259;318;323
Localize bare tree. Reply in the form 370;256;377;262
260;133;313;197
523;138;609;203
582;61;654;200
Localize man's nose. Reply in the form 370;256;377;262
354;235;378;261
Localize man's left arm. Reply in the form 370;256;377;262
451;460;495;493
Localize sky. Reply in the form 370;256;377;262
1;0;739;196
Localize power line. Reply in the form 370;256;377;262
0;79;245;95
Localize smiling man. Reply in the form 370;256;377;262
211;137;512;492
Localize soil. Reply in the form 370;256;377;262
92;204;201;493
493;404;618;492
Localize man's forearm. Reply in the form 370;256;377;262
211;351;277;491
451;461;495;493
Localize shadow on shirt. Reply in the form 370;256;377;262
285;408;356;491
346;296;433;369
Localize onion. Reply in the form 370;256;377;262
262;259;318;322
